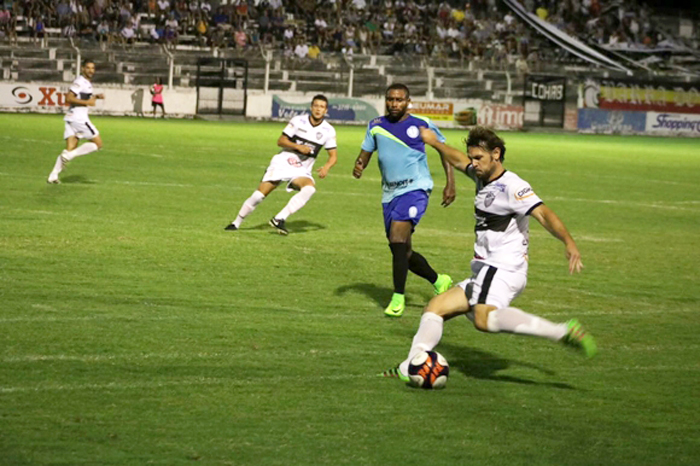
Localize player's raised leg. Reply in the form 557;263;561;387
472;305;597;358
226;181;277;231
269;177;316;235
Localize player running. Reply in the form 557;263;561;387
383;126;597;382
353;83;456;318
225;94;337;235
47;60;104;184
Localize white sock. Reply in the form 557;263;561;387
486;307;567;341
63;142;99;161
233;190;265;227
399;312;444;375
275;185;316;220
50;154;65;175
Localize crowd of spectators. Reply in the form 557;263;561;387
0;0;693;69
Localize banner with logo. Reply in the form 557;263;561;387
411;101;453;121
582;78;700;114
524;75;566;101
271;95;379;122
577;108;647;134
646;112;700;137
0;82;197;115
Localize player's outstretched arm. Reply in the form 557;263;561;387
353;149;373;179
419;127;470;172
440;155;456;207
277;134;312;154
530;204;583;274
317;148;338;179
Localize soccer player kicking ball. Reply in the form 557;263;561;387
225;95;337;235
353;84;456;318
383;126;597;382
47;60;104;184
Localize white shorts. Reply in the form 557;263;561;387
64;118;99;140
261;152;314;192
457;260;527;310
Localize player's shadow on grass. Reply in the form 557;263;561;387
58;175;96;184
246;220;326;234
440;343;576;390
335;283;393;309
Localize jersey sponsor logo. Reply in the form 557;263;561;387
383;178;414;189
485;192;496;207
406;125;419;138
515;187;534;201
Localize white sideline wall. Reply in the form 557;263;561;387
0;82;197;116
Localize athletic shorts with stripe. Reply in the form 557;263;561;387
64;118;100;140
457;260;527;310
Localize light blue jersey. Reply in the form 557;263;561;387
361;114;446;203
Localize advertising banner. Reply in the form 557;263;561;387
646;112;700;137
271;95;379;122
411;101;453;121
583;78;700;114
577;108;646;134
0;82;196;115
524;75;566;101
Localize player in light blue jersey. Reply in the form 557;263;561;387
353;83;455;317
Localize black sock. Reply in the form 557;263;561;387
389;243;409;294
408;250;438;284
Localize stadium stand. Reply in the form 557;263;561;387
1;0;698;102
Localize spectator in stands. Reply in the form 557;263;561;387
62;16;76;38
121;19;137;48
234;27;247;51
195;12;208;45
294;37;309;63
157;0;170;20
97;18;110;47
0;6;11;40
32;15;46;44
308;41;321;60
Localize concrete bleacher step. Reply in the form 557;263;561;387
17;70;64;82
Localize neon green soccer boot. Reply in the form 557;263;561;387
384;293;406;317
380;366;410;383
433;274;453;295
561;319;598;358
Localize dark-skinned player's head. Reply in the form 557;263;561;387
385;83;410;122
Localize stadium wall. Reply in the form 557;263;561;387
0;82;197;117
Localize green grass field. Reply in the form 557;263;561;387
1;113;699;465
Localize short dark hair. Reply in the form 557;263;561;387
83;59;95;67
386;83;410;98
311;94;328;105
465;126;506;162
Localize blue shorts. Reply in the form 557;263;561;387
382;190;429;236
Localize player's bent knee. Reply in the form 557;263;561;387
472;306;495;332
301;185;316;196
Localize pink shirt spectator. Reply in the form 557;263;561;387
151;83;164;104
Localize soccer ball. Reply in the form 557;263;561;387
407;351;449;389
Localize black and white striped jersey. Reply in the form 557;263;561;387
280;114;337;170
65;75;93;122
465;165;543;273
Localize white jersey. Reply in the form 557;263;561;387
465;165;543;273
64;75;93;122
279;114;337;171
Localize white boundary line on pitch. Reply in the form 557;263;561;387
0;373;367;393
